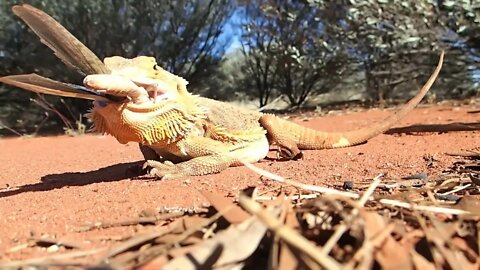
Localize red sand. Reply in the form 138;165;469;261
0;104;478;261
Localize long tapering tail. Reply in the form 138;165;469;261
261;51;444;151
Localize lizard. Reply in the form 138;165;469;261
0;4;444;179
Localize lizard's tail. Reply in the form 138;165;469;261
262;51;444;150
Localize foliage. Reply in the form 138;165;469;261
240;0;480;107
1;0;480;134
338;0;480;103
240;0;351;107
0;0;234;135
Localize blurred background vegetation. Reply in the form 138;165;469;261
0;0;479;135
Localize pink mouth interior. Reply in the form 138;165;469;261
147;88;172;103
132;79;170;102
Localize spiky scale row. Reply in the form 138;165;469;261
88;101;206;145
204;124;267;144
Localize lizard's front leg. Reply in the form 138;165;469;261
144;136;238;180
144;154;236;180
144;135;269;179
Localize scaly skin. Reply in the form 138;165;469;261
138;52;442;179
0;4;445;179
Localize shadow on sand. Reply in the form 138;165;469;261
0;160;145;198
2;122;478;198
386;122;480;134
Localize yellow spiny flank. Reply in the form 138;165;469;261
88;103;203;145
139;109;192;144
205;124;266;144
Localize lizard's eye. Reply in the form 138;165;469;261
153;65;159;70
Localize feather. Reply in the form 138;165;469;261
12;4;109;75
0;74;107;100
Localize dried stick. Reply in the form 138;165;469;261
242;161;472;216
321;174;383;255
0;248;104;268
239;193;342;270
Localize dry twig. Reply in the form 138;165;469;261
239;193;342;270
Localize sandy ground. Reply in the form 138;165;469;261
0;103;479;261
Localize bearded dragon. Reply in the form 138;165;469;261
1;4;444;179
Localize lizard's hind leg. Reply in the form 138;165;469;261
260;114;303;160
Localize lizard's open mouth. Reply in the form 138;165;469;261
85;74;178;106
148;89;170;102
132;78;176;103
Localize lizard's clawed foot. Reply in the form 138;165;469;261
143;160;186;180
274;145;303;161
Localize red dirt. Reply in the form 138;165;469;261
0;103;479;261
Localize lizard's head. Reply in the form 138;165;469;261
87;55;189;104
85;56;206;145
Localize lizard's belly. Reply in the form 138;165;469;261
148;143;191;163
231;136;270;164
148;136;269;164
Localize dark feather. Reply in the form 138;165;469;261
0;74;107;100
12;4;109;75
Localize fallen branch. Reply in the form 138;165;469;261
239;193;342;270
0;248;104;268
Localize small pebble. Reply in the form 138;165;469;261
343;181;354;190
46;244;60;253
